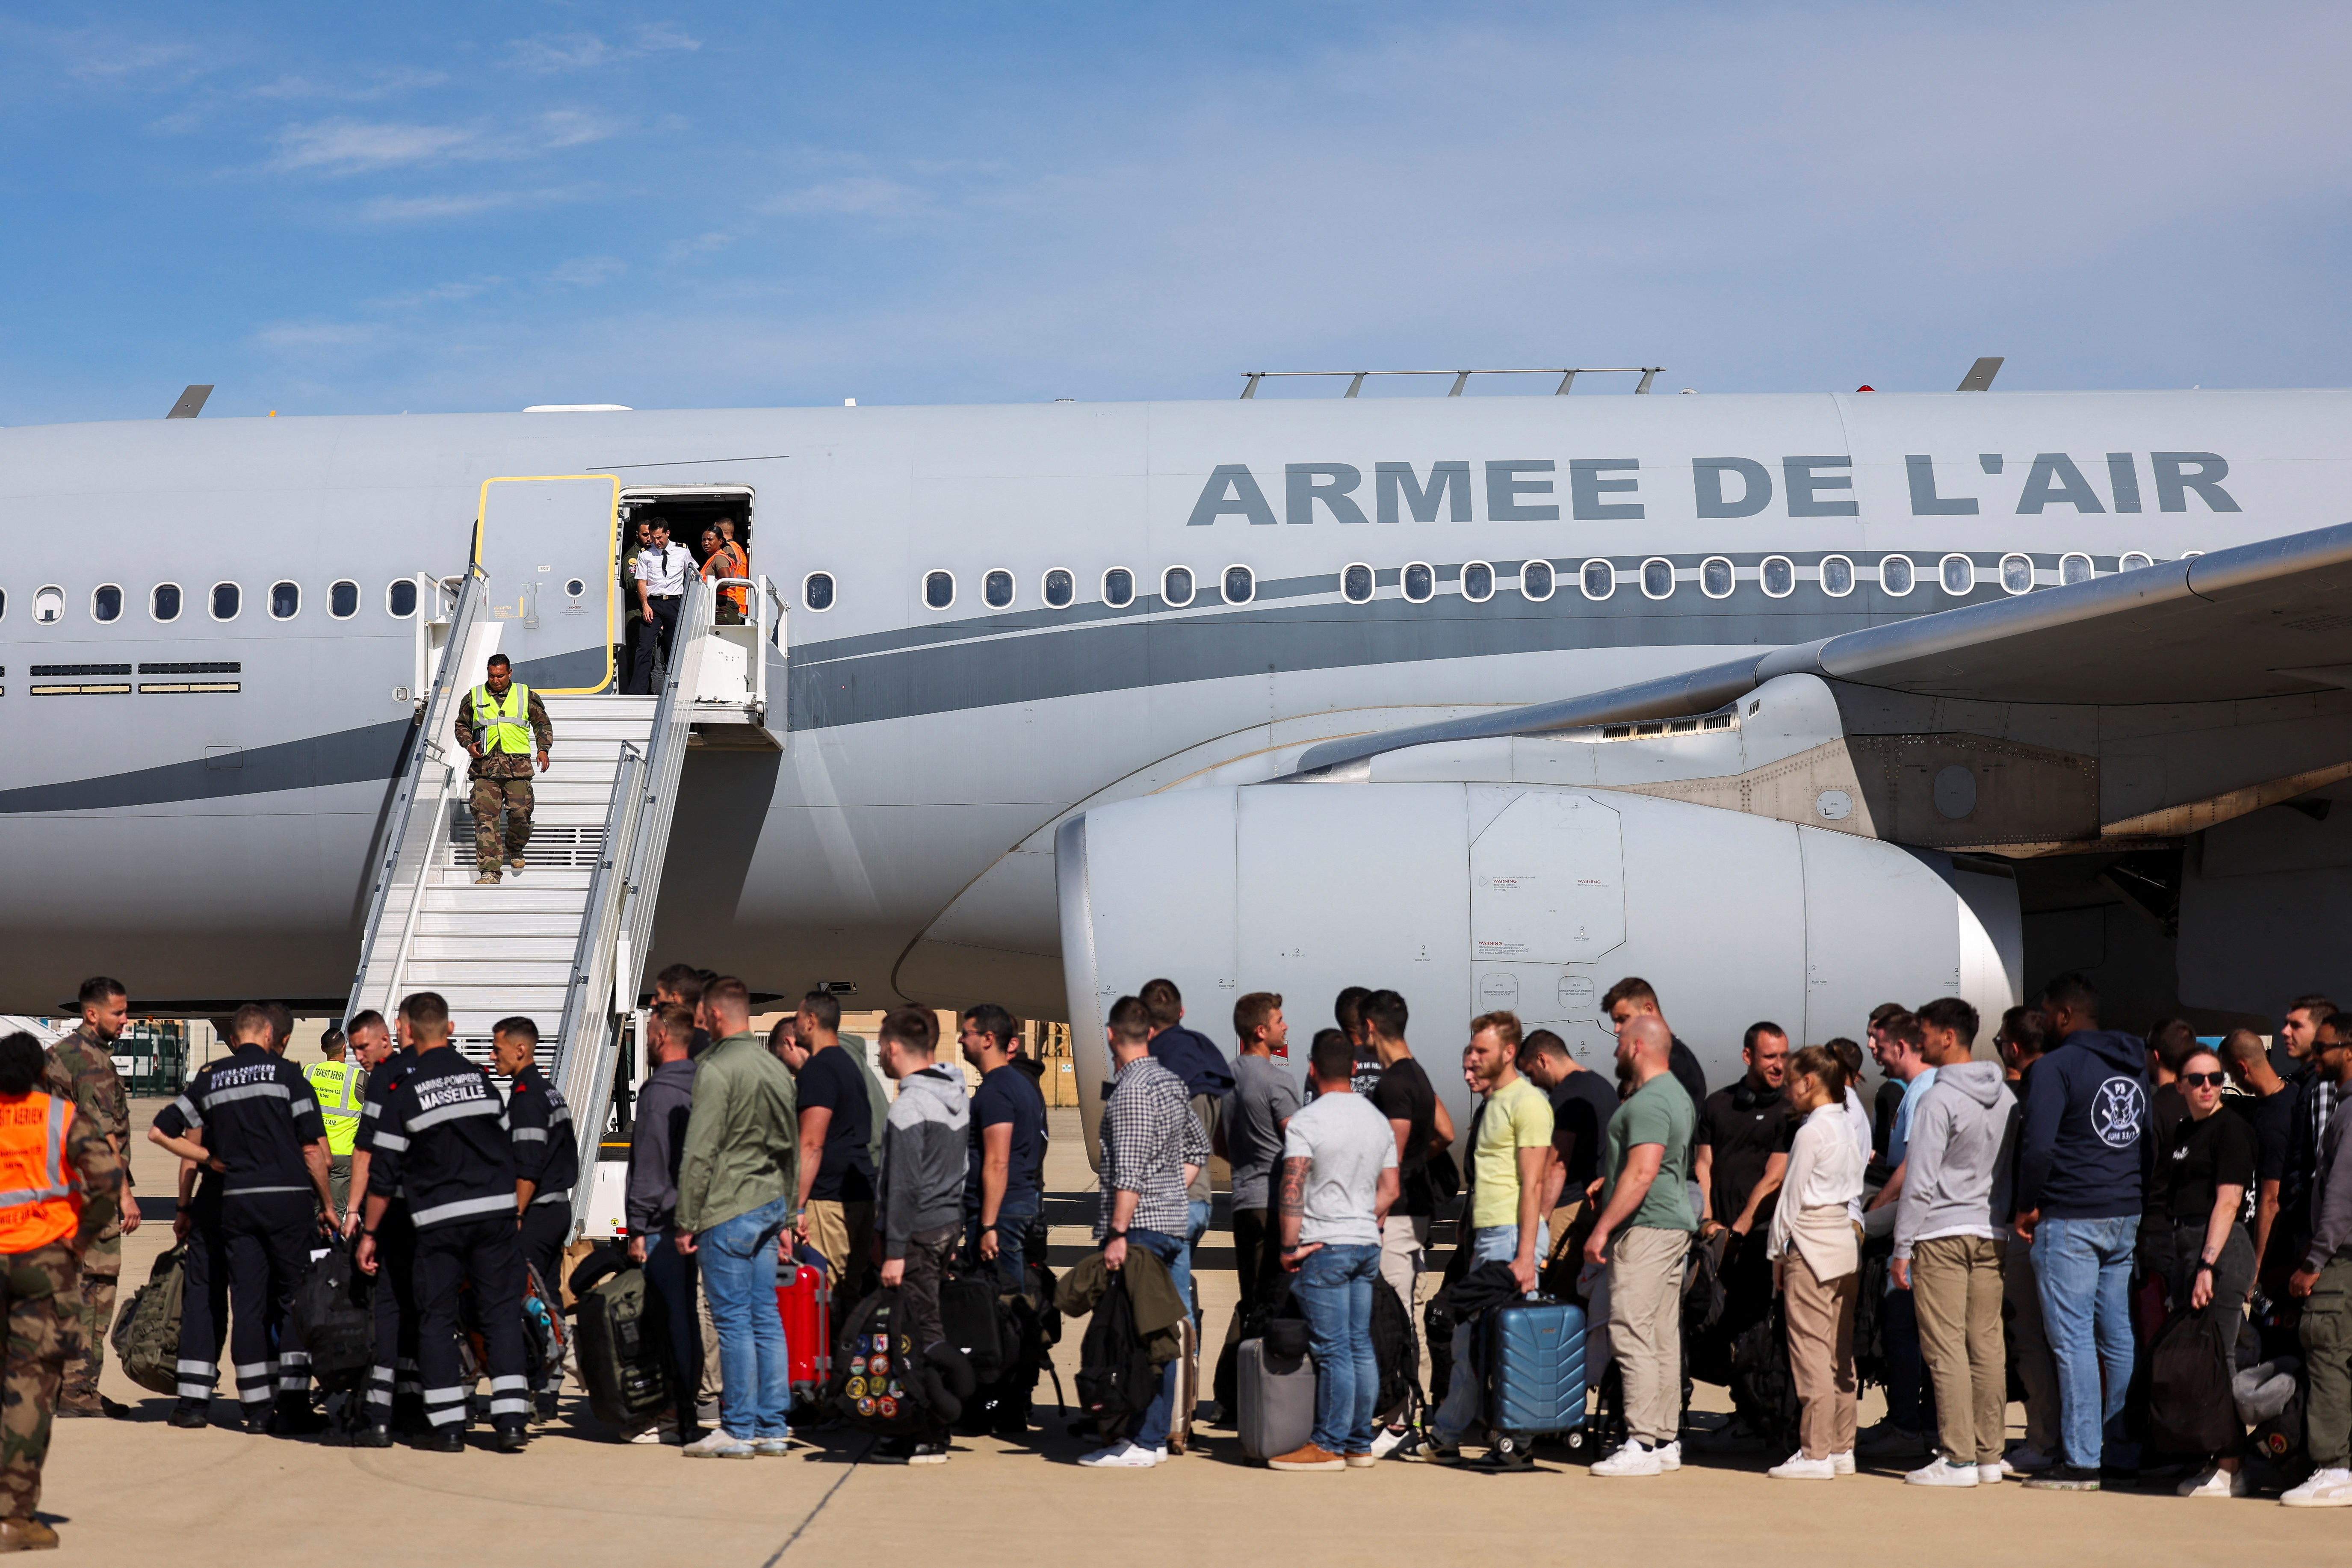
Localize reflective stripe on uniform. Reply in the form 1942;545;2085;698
408;1191;514;1228
204;1081;292;1107
0;1097;71;1207
511;1126;547;1143
409;1098;503;1134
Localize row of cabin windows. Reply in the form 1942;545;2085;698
9;579;422;626
886;550;2162;614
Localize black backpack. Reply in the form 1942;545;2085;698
291;1240;375;1391
1728;1302;1801;1451
1370;1276;1419;1416
1075;1272;1157;1422
2147;1309;2238;1455
940;1258;1015;1385
830;1290;937;1435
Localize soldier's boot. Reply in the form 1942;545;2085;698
0;1516;59;1551
475;871;502;886
417;1426;466;1453
353;1423;396;1448
494;1417;529;1454
271;1394;329;1436
168;1399;210;1429
507;855;526;875
239;1401;274;1435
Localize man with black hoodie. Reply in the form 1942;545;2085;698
2015;972;2149;1491
1143;977;1235;1324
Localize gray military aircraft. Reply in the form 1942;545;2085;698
5;366;2348;1159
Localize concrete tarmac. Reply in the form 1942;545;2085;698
43;1102;2344;1565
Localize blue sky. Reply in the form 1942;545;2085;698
2;1;2345;422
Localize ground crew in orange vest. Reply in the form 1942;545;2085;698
0;1028;125;1551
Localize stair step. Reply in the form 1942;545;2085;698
403;959;578;989
414;912;586;939
409;936;577;962
423;886;593;913
430;983;571;1015
451;1009;567;1039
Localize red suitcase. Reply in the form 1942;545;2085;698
777;1253;832;1404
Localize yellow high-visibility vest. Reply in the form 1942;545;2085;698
470;683;534;754
304;1060;363;1157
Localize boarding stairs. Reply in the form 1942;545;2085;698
343;567;787;1232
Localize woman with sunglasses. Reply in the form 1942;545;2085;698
2161;1047;2259;1497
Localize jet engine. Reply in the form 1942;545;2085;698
1057;778;2020;1156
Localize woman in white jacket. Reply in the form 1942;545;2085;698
1767;1045;1868;1479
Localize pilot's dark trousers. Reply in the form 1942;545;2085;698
632;595;681;693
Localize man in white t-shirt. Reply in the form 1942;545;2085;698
631;520;694;694
1269;1029;1400;1471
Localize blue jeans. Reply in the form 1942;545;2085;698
1433;1222;1547;1445
1185;1198;1213;1325
1295;1242;1382;1456
642;1233;703;1424
698;1192;792;1440
970;1189;1041;1289
2033;1213;2137;1470
1126;1228;1188;1448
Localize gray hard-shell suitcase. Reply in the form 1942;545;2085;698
1236;1337;1317;1463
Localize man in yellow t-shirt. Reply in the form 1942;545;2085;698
1401;1010;1552;1465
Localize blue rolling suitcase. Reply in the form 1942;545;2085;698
1482;1298;1589;1458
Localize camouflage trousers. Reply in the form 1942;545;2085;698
57;1233;116;1413
470;777;534;871
0;1244;76;1519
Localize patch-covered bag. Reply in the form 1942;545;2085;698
830;1290;935;1435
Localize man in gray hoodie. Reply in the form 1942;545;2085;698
1892;997;2019;1488
876;1005;972;1464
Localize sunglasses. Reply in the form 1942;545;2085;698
2181;1071;2227;1088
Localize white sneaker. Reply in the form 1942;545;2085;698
1906;1458;1980;1487
2001;1443;2053;1476
2177;1464;2246;1498
1590;1441;1665;1477
751;1436;795;1456
1656;1439;1681;1472
1767;1452;1836;1480
1078;1440;1166;1469
1830;1450;1855;1475
1977;1463;2005;1485
1368;1424;1411;1460
682;1427;753;1459
627;1421;679;1446
2281;1466;2352;1506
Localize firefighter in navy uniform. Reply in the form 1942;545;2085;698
493;1016;576;1421
343;1004;423;1443
148;1003;334;1434
355;991;532;1453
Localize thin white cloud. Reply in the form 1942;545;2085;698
248;68;449;103
506;24;700;74
366;278;505;310
252;320;383;349
762;176;928;219
270;112;623;176
546;255;626;287
354;186;594;223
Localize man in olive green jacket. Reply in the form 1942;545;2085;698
674;978;800;1456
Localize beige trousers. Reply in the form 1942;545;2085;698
1379;1214;1430;1420
1912;1234;2008;1465
1782;1251;1859;1459
806;1199;877;1308
1607;1225;1691;1447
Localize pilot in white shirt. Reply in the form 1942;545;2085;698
630;521;694;691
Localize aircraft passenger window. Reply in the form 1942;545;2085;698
0;588;7;620
1162;566;1194;608
1938;554;1974;596
984;569;1014;608
1103;568;1135;608
271;581;301;619
1999;554;2034;595
1760;556;1795;598
1461;562;1495;603
1575;559;1609;600
92;585;123;623
34;586;62;624
330;580;360;618
1519;559;1554;601
1640;558;1675;599
1878;555;1914;596
387;579;418;618
1819;555;1855;597
2119;551;2153;571
1341;563;1374;604
923;571;955;610
1223;565;1255;604
2058;552;2094;586
1042;568;1074;608
1700;557;1734;599
1401;562;1434;603
803;572;836;611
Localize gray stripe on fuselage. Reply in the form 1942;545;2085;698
0;718;414;815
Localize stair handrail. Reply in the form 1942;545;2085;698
345;563;489;1024
561;575;713;1213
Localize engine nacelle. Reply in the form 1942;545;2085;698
1057;781;2019;1158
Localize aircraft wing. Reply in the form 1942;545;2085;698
1295;518;2352;775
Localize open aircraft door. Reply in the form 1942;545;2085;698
473;475;621;693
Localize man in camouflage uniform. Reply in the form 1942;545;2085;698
0;1027;125;1551
452;653;553;886
41;977;137;1420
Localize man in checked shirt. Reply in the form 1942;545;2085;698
1078;994;1209;1470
